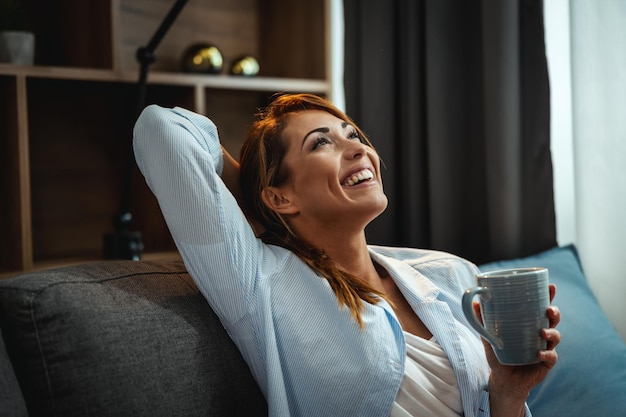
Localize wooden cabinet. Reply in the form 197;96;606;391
0;0;337;275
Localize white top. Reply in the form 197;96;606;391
391;332;463;416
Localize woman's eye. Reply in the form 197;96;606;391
311;137;331;150
348;130;364;143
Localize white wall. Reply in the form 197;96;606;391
545;0;626;341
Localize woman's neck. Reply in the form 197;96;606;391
298;227;383;289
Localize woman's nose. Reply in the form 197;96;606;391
344;141;366;159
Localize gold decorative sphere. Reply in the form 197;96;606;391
230;55;260;76
181;43;223;74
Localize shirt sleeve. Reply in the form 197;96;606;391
133;104;262;326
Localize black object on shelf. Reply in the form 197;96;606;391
103;0;189;260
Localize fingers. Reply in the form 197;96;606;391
538;325;560;369
538;346;559;368
549;283;557;303
547;305;561;328
472;301;483;322
542;326;561;348
542;303;561;350
538;297;561;368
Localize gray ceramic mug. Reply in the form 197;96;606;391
462;267;550;365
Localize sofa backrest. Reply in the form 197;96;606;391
0;260;267;417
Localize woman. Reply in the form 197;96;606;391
133;93;560;417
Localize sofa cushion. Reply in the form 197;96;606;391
0;327;28;417
0;260;267;417
480;245;626;417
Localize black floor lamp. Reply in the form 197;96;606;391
103;0;189;260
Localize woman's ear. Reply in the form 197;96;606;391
261;187;299;215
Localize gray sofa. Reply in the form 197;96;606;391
2;245;626;416
0;260;267;417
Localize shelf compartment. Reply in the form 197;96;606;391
118;0;259;74
29;0;113;69
26;78;190;263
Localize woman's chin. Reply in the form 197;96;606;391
363;194;389;221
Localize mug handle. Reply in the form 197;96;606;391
462;287;504;349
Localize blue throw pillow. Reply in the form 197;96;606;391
479;245;626;417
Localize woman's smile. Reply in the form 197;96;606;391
341;167;375;187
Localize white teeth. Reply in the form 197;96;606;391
344;169;374;186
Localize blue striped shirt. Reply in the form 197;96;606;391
133;105;531;417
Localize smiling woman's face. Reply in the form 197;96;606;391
272;110;388;228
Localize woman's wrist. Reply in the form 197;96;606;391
488;375;528;417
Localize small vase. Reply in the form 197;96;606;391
0;31;35;65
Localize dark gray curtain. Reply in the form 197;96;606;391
344;0;556;264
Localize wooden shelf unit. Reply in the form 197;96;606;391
0;0;334;275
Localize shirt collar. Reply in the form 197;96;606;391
368;248;441;304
